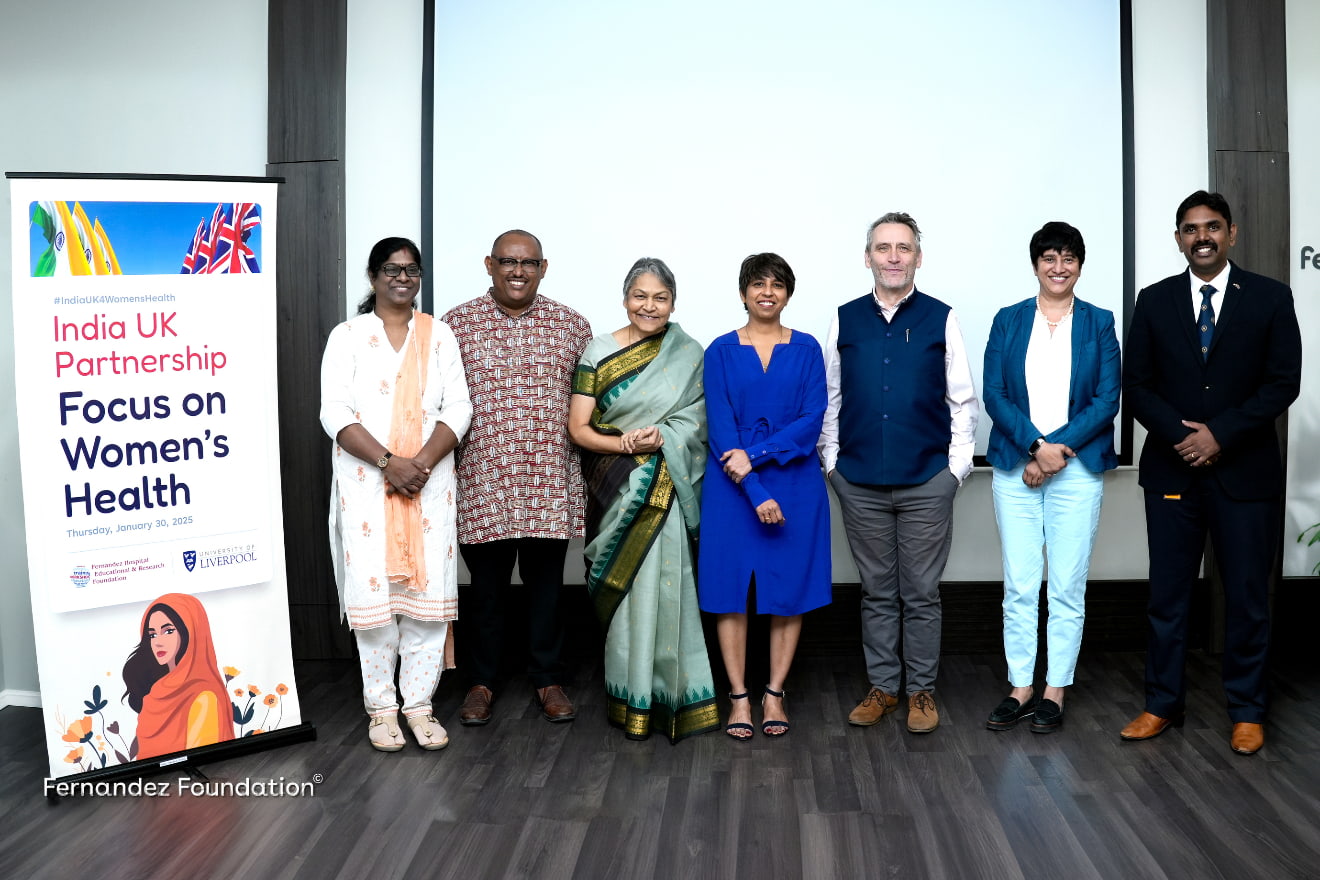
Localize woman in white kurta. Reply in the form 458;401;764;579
320;237;472;752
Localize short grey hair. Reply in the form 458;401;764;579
621;257;677;300
866;212;922;251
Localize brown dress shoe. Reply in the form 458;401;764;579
459;685;493;726
537;685;576;722
1119;710;1184;741
848;687;899;726
1231;722;1264;755
906;691;940;734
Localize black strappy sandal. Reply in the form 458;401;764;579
762;685;790;737
726;692;754;741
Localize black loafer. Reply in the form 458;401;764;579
986;696;1036;731
1030;698;1064;734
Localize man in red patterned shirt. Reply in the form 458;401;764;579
442;230;593;726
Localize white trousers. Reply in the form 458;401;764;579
354;616;448;719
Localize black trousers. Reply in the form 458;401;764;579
1143;476;1277;723
458;538;569;690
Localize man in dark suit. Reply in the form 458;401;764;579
1120;190;1301;755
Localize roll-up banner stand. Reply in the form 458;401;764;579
7;174;313;787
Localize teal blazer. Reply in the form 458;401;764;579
983;296;1120;473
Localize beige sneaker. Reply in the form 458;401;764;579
848;687;899;726
367;712;406;752
907;691;939;734
407;714;450;750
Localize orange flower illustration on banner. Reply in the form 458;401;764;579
263;694;278;707
62;717;93;743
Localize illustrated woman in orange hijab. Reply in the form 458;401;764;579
122;592;233;760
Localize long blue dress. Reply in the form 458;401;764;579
697;329;831;616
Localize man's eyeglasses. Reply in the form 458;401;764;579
382;263;423;278
492;257;543;272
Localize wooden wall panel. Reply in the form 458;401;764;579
1212;150;1291;282
268;0;346;163
1206;0;1289;153
1204;0;1290;650
269;0;350;658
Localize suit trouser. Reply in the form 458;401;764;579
829;468;958;694
458;538;569;690
1143;476;1276;722
992;462;1105;688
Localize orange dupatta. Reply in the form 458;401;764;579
384;311;432;591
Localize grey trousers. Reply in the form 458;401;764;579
829;468;959;694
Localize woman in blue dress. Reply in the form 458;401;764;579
698;253;831;740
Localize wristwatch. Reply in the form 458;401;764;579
376;451;393;469
1028;438;1045;458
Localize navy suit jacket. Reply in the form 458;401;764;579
984;296;1121;472
1124;263;1301;499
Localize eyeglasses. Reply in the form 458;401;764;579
491;257;543;272
382;263;423;278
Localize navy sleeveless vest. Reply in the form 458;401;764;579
836;290;950;486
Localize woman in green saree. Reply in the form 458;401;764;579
567;257;718;742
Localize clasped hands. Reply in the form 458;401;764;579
619;426;663;454
383;456;431;499
1023;441;1076;488
720;448;752;483
1174;420;1221;467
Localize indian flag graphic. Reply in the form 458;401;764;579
30;201;122;276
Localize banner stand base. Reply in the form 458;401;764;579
44;721;317;802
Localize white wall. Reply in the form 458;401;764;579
1285;0;1320;577
345;0;424;314
0;0;268;703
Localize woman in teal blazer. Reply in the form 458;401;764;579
982;221;1120;734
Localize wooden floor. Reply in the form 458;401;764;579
2;642;1318;880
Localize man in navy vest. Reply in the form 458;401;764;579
1119;191;1301;755
819;212;979;733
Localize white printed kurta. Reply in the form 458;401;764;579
320;312;473;630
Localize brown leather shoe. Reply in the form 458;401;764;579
537;685;576;722
1230;722;1264;755
1119;710;1184;741
848;687;899;726
906;691;940;734
459;685;493;726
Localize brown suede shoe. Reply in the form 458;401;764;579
907;691;940;734
459;685;493;726
537;685;576;722
1230;722;1264;755
848;687;899;726
1119;710;1184;741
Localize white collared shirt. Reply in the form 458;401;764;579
1188;263;1231;324
818;287;980;482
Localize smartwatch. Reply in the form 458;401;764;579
1028;438;1045;458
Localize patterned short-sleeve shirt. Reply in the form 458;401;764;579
442;292;593;544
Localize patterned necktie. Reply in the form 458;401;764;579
1198;284;1216;360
